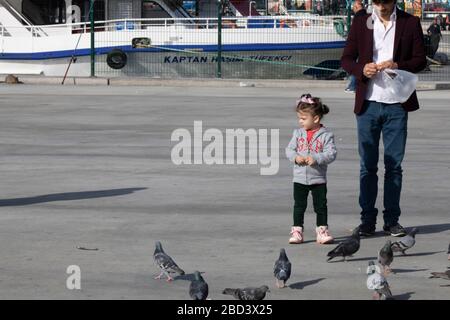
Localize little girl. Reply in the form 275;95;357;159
285;93;337;244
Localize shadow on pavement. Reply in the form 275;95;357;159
175;273;199;282
0;188;147;207
333;231;387;241
395;251;445;257
344;256;378;262
333;223;450;241
392;291;415;300
392;268;429;273
289;278;326;290
409;223;450;234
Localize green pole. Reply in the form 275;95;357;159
217;0;222;78
346;0;352;34
90;0;95;77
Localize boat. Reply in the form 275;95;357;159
0;0;347;79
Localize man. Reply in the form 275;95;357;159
436;13;444;30
341;0;426;237
345;0;368;93
427;18;442;58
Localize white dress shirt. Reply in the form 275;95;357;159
365;6;399;104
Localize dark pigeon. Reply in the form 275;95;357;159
378;240;394;275
273;248;292;288
153;241;185;282
366;261;394;300
429;270;450;280
189;271;209;300
327;227;360;262
391;228;419;255
222;285;270;300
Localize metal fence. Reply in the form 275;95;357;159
1;8;448;81
91;16;450;81
93;15;348;80
420;18;450;81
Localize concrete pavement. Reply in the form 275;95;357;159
2;75;450;90
0;85;448;299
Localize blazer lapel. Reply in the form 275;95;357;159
394;9;406;58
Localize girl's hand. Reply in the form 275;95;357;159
305;156;316;166
295;156;306;165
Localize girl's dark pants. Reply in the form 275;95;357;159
293;182;327;227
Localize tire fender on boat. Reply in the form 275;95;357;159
106;49;128;69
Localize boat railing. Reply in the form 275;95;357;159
0;15;340;39
0;0;48;36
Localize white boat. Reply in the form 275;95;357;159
0;0;347;79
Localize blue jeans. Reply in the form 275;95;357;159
346;75;356;91
356;100;408;227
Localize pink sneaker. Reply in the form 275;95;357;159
289;226;304;244
316;226;334;244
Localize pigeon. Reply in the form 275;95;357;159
273;248;292;288
153;241;185;281
378;240;394;275
366;261;394;300
391;228;419;255
327;227;360;262
189;271;209;300
222;285;270;300
429;270;450;280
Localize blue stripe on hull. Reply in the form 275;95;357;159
0;41;345;60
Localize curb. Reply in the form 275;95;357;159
1;75;450;90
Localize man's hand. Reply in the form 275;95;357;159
376;60;398;71
363;62;378;78
305;156;317;166
295;156;306;165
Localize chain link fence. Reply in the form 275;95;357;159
87;1;450;81
94;14;348;80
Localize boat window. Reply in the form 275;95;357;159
142;0;173;24
22;0;65;25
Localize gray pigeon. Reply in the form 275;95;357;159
222;285;270;300
153;241;185;282
366;261;394;300
189;271;209;300
429;270;450;280
273;248;291;288
391;228;419;255
378;240;394;275
327;227;360;262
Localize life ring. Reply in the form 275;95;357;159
106;49;127;69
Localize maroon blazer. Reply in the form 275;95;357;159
341;9;427;114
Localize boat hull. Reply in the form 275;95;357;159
0;47;344;79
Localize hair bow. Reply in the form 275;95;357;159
297;94;314;105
